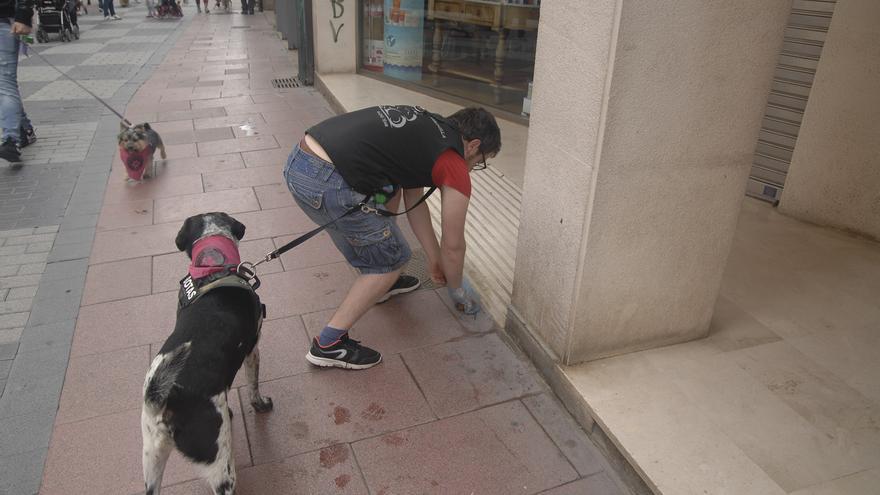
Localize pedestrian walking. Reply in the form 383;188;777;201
101;0;120;19
0;0;37;164
284;105;501;370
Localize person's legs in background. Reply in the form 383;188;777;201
0;21;25;163
102;0;119;18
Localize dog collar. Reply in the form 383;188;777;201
120;145;154;180
188;235;241;279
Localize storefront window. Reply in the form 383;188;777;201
361;0;540;117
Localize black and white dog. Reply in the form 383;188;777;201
142;212;273;495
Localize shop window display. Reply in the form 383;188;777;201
361;0;540;117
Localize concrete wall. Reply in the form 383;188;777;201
779;0;880;240
511;0;790;364
313;0;357;74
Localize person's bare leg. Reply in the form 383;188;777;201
328;268;402;330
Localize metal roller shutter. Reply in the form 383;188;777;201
747;0;837;203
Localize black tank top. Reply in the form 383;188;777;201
307;105;465;195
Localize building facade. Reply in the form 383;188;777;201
300;0;879;365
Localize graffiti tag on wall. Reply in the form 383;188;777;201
330;0;344;43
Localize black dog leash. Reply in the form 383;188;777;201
239;187;436;275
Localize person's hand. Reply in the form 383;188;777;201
429;259;446;286
447;277;481;315
12;23;32;36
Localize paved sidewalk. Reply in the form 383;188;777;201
1;4;193;493
23;6;626;495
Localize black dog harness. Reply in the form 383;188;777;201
177;268;266;322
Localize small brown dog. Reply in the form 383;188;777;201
118;122;166;182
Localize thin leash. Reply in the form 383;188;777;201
235;187;437;281
23;43;132;127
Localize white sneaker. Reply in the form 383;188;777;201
104;15;110;19
112;14;121;19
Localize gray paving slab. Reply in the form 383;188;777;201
0;408;55;457
0;7;196;489
65;63;143;80
17;320;77;355
0;448;47;495
41;258;89;281
100;42;158;52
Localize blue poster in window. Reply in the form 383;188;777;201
383;0;424;81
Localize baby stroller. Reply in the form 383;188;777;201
36;0;79;42
156;0;183;18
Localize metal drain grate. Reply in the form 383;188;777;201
231;26;251;29
272;77;301;88
402;248;437;291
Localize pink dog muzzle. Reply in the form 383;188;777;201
120;146;154;181
188;235;241;279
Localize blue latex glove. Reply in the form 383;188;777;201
447;277;481;315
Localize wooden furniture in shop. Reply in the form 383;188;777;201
427;0;539;103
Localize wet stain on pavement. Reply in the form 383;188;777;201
361;402;386;421
333;405;351;425
335;474;351;488
319;444;349;469
382;433;405;446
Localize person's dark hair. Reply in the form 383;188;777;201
445;107;502;156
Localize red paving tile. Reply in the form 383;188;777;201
254;183;295;210
196;135;279;157
241;147;290;168
164;143;198;159
156;106;227;123
161;444;368;495
72;291;178;357
45;390;251;495
103;173;205;204
55;346;150;424
153;188;260;224
156;153;245;177
149;120;195;134
232;206;318;240
242;355;434;464
190;95;254;110
193;113;265;130
401;333;544;418
90;222;181;265
352;401;578;495
83;257;153;305
301;290;469;356
96;199;154;231
231;120;306;141
257;262;356;320
273;232;347;271
231;315;312;388
203;165;282;192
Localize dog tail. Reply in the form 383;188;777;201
144;342;192;410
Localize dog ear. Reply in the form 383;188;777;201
230;217;246;241
218;212;246;240
175;216;200;255
143;123;152;131
119;121;128;133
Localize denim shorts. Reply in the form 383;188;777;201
283;144;411;274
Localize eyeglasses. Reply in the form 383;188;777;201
473;152;489;171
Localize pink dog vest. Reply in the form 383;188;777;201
188;235;241;279
120;145;154;181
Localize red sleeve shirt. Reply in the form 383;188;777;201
431;149;472;197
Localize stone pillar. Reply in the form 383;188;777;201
313;0;357;74
509;0;790;364
778;0;880;241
